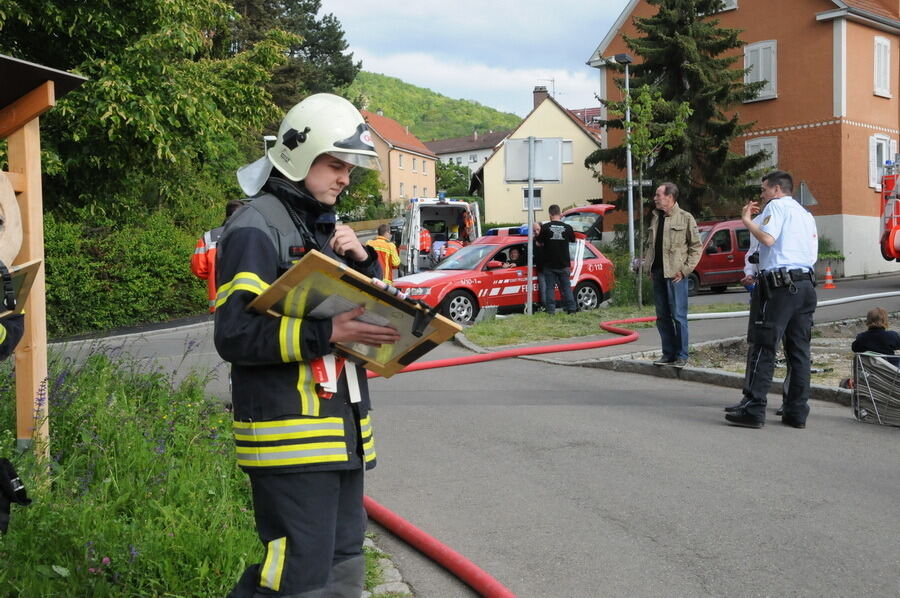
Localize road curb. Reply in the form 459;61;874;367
453;331;852;407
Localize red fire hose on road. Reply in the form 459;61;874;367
363;317;654;597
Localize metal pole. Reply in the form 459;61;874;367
526;136;536;315
624;63;635;266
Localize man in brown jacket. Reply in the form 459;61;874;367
644;182;702;367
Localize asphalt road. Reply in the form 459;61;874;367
52;275;900;597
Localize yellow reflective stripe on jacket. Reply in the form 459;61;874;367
279;317;303;362
215;271;269;308
235;441;348;467
0;323;7;345
360;415;376;463
233;417;343;442
297;362;320;417
259;537;287;591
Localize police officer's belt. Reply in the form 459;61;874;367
761;268;814;288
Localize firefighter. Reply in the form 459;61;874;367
366;223;400;283
443;227;464;259
418;225;432;254
215;94;401;598
191;199;245;312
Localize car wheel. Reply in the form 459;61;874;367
574;281;601;311
441;290;479;325
687;273;699;297
710;285;728;294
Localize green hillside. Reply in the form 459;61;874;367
349;71;521;142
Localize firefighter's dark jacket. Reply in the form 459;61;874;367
214;177;382;474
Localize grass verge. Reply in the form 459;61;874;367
0;345;388;597
465;302;749;348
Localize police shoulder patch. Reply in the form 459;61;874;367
763;215;771;225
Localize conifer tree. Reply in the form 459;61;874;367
586;0;768;216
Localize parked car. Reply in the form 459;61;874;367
561;204;616;248
689;219;752;296
392;235;615;325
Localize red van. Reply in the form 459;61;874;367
689;219;752;296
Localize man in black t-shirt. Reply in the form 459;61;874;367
536;204;577;314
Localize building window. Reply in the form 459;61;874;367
745;136;778;171
423;187;428;196
423;161;428;175
398;155;404;169
399;182;405;197
744;40;777;101
869;134;898;190
447;157;454;164
562;140;573;164
521;187;543;211
412;157;418;172
456;157;462;165
469;153;478;162
720;0;737;9
875;36;892;98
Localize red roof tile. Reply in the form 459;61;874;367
843;0;899;20
361;110;436;157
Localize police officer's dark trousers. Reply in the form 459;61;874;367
742;279;817;422
228;467;366;598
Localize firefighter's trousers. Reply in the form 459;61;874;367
228;467;366;598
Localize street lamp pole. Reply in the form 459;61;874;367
615;53;635;266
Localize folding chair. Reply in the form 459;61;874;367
851;352;900;427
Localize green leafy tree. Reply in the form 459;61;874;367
227;0;360;112
585;0;768;216
436;160;471;197
340;167;386;219
0;0;295;220
627;85;692;305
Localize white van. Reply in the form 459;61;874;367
398;197;482;275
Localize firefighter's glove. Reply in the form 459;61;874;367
0;457;31;534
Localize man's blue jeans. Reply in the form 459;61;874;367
651;269;689;361
541;268;577;314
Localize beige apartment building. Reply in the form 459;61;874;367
362;110;437;203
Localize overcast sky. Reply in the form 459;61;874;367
318;0;632;117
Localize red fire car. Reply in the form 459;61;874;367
392;235;615;325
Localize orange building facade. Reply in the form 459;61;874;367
588;0;899;276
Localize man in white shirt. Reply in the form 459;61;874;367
725;171;818;430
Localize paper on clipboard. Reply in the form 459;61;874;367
307;295;393;328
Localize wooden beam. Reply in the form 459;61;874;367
0;171;26;193
7;118;49;456
0;81;55;140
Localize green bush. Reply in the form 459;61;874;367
45;209;210;337
0;348;256;596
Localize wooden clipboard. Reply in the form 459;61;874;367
247;250;461;377
0;259;40;319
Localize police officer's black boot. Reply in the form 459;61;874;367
724;397;750;412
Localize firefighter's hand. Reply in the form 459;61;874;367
331;225;368;262
330;307;401;347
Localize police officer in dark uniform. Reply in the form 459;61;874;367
725;171;818;429
216;94;400;597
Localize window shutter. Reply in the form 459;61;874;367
869;135;878;188
891;139;898;164
744;46;759;86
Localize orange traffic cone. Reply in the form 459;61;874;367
822;266;836;289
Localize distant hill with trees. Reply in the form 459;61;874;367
348;71;521;142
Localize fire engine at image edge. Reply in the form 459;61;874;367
392;233;615;326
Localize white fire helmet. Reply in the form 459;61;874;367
237;93;381;196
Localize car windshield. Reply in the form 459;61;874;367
562;213;599;234
434;244;499;270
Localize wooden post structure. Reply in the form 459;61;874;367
0;55;86;455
